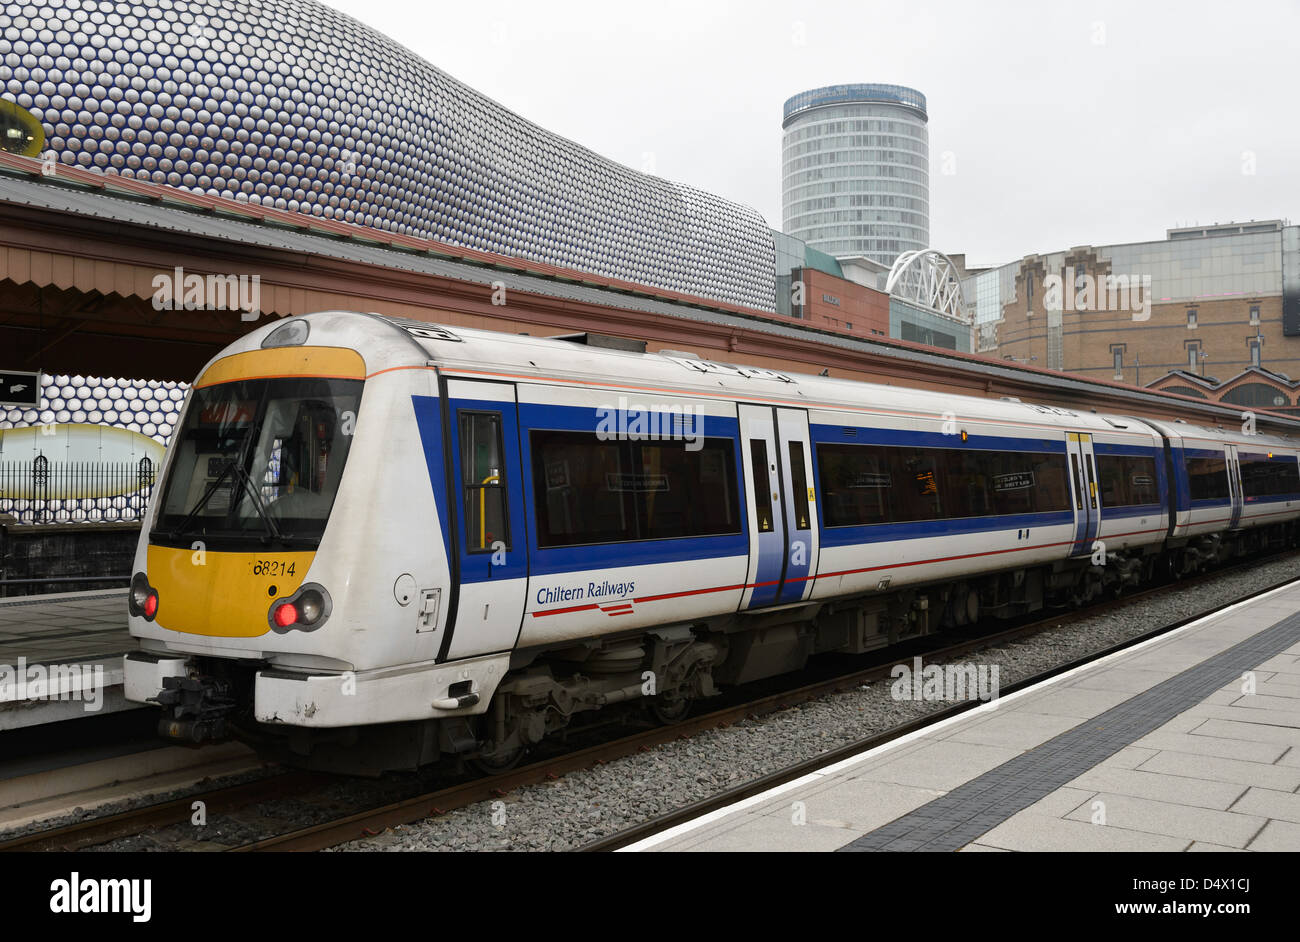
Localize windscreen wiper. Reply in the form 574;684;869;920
168;458;238;540
230;461;286;545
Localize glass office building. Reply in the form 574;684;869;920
781;84;930;265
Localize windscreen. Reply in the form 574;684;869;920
152;376;363;547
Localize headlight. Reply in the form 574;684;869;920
261;319;310;348
297;590;325;625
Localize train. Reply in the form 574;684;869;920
123;311;1300;773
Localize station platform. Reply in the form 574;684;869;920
0;589;137;731
634;581;1300;853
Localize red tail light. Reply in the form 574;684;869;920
273;602;299;628
130;572;159;621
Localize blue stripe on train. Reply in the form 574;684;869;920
1099;504;1166;521
818;510;1075;548
810;425;1066;452
526;533;751;577
517;401;739;438
1092;442;1162;457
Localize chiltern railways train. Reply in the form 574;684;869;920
123;312;1300;772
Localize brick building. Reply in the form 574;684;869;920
965;221;1300;396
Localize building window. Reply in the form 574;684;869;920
1111;345;1124;380
1250;338;1262;367
1187;309;1198;328
1187;343;1201;371
1026;272;1033;311
1250;305;1260;325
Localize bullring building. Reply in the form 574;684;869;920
0;0;776;310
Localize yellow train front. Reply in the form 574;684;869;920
123;312;506;774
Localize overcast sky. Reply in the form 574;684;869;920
326;0;1299;268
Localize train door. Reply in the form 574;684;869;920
738;404;819;609
1066;432;1101;556
774;407;819;604
442;379;529;660
1225;444;1244;529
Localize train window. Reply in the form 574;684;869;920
530;431;741;547
1084;455;1098;509
1238;454;1300;498
989;451;1070;516
787;441;811;530
1069;454;1083;510
155;376;362;547
1096;454;1159;507
1184;455;1231;501
638;439;741;540
818;443;890;526
816;443;1070;527
459;412;509;552
750;441;775;533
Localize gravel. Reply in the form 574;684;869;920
333;555;1300;852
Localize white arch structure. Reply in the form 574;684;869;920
885;249;970;323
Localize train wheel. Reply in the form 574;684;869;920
647;694;691;725
470;744;526;776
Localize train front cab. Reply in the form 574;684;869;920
123;314;504;760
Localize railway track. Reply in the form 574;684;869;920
5;550;1297;853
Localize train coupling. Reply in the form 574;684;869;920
153;674;237;744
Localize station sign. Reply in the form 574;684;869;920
0;371;41;407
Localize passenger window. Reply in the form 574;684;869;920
459;412;508;552
1096;454;1158;507
529;430;740;547
751;441;774;533
1185;455;1231;501
815;442;1070;527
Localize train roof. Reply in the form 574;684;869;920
211;312;1299;450
381;316;1163;439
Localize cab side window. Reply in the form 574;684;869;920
459;412;509;552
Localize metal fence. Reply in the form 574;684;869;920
0;457;156;524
